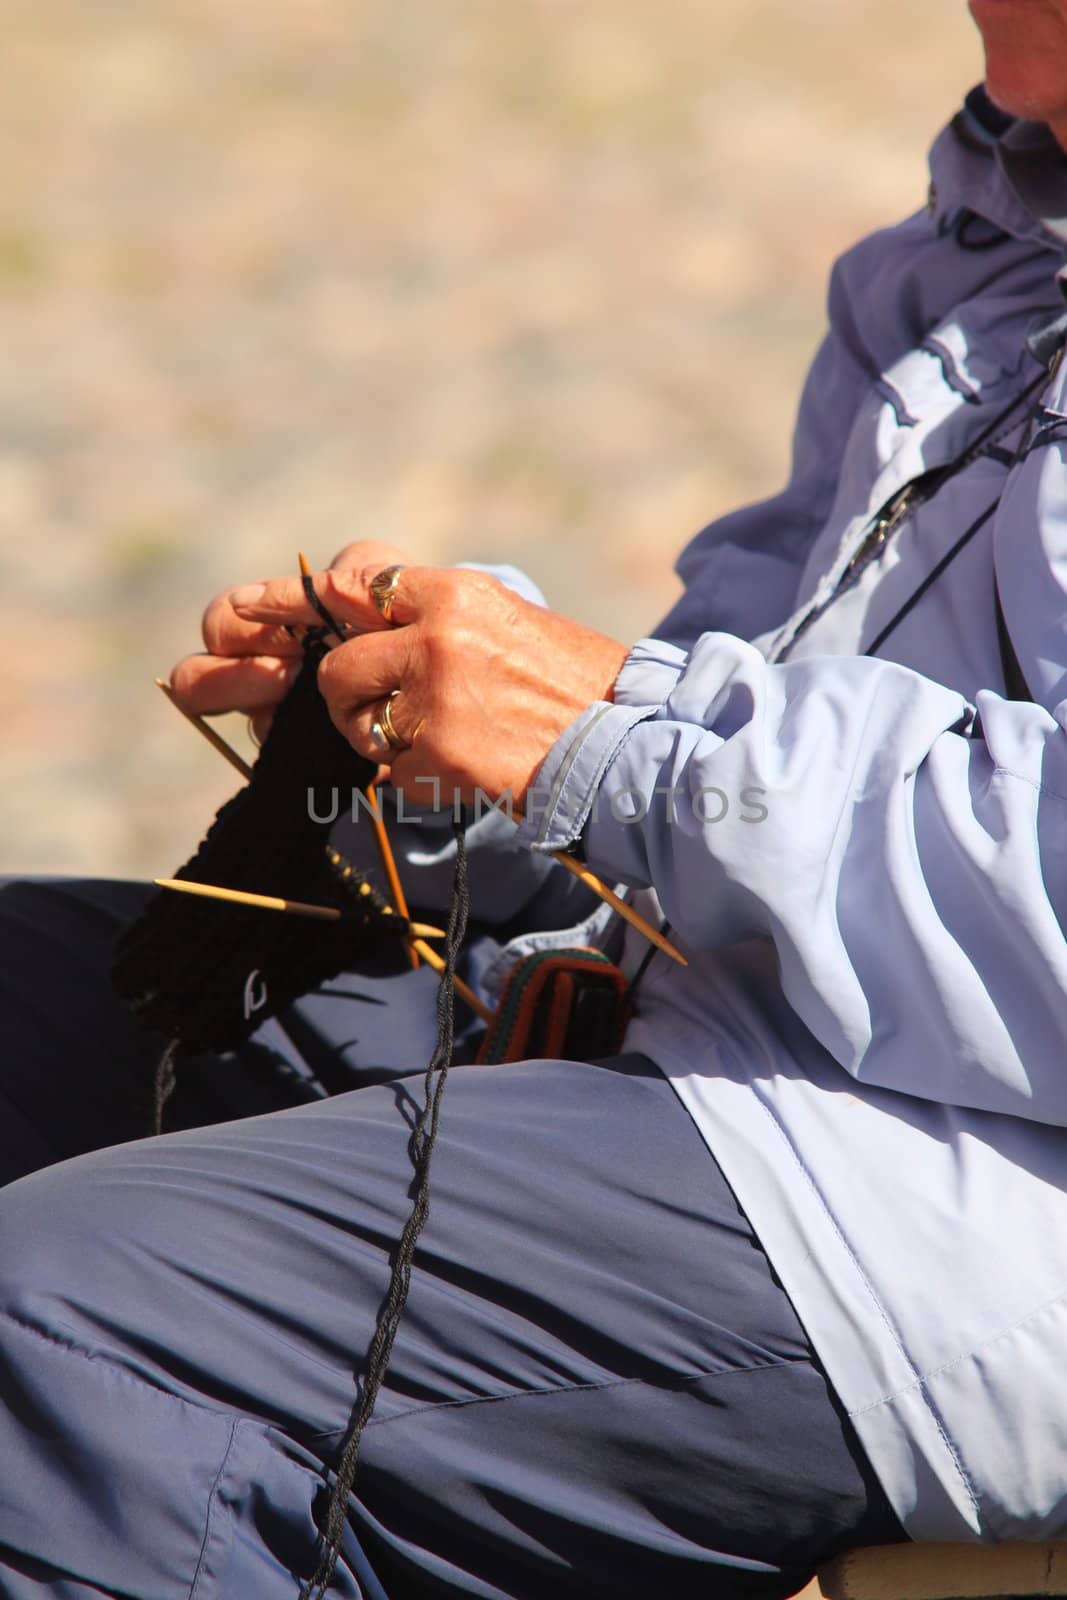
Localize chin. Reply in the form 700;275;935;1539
972;1;1067;124
980;48;1060;120
983;72;1039;119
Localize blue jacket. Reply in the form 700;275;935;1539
354;90;1067;1542
512;92;1067;1542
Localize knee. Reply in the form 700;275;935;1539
0;1150;134;1337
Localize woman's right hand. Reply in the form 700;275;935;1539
167;539;408;743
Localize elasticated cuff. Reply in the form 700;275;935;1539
515;639;688;853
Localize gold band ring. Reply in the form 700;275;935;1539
368;564;405;625
370;690;410;756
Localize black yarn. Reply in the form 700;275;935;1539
299;818;471;1600
112;642;412;1057
301;570;348;646
151;1038;180;1138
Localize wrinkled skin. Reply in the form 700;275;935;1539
171;543;628;808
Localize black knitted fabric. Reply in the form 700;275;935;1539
112;645;411;1052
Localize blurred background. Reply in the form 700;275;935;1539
0;0;980;876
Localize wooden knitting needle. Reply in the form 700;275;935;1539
155;679;253;781
403;936;493;1023
547;853;687;967
507;805;687;967
155;877;343;921
152;877;446;941
300;849;493;1020
296;553;417;969
364;778;420;969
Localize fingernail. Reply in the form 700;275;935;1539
230;582;267;609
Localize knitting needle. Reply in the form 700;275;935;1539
155;678;253;781
402;937;493;1023
507;805;687;967
296;553;417;969
547;853;687;966
153;877;445;941
155;877;342;920
364;778;420;969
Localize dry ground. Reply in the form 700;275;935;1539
0;0;981;875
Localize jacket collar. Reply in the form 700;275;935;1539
928;85;1067;256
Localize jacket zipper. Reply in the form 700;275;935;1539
841;481;924;585
780;361;1054;661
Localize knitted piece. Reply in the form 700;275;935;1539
112;644;410;1052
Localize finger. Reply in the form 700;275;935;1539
342;691;423;766
201;584;305;659
315;629;413;713
230;564;451;635
328;538;408;574
379;751;448;812
169;653;302;716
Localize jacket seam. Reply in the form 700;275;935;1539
991;763;1067;807
357;1353;810;1436
541;705;653;847
189;1417;239;1600
747;1098;982;1519
848;1282;1067;1419
534;703;615;844
0;1307;240;1425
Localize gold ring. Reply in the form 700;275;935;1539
368;564;405;625
246;716;262;750
371;690;410;754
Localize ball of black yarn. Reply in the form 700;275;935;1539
112;646;411;1053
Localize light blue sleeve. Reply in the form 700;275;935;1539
516;432;1067;1126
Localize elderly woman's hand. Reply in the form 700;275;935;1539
229;563;629;808
167;540;407;743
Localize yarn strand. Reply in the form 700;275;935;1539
300;817;471;1598
151;1038;180;1136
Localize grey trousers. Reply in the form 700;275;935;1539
0;878;902;1598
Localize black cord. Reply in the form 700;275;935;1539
862;500;999;658
300;815;471;1599
863;359;1058;661
151;1039;180;1136
626;919;673;1007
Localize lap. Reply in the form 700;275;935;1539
0;875;447;1181
0;879;901;1597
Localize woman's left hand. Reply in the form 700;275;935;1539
230;563;629;809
